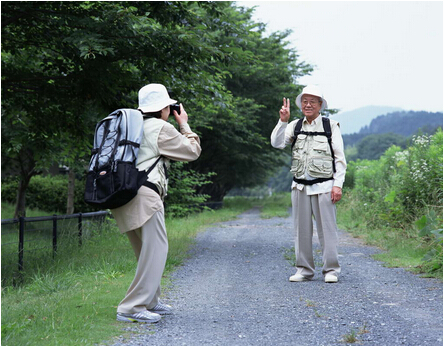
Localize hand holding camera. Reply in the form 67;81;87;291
170;103;188;126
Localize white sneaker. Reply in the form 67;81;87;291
117;310;161;323
149;301;173;315
289;273;311;282
325;273;338;283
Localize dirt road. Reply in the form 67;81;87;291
111;208;442;346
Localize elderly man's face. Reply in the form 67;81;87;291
301;94;322;119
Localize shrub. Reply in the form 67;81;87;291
1;175;92;214
344;129;443;275
1;163;213;217
165;161;213;218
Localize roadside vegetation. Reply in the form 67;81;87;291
1;197;253;346
337;130;443;279
1;195;291;346
2;147;442;345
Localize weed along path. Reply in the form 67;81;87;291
110;208;443;346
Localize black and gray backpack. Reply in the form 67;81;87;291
84;109;156;209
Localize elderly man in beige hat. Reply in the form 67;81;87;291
271;85;346;283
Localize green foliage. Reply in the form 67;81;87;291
340;129;443;276
267;159;293;193
1;163;215;216
415;210;443;274
1;175;91;214
349;133;407;161
165;162;215;218
2;1;312;216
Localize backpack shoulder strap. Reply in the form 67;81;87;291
322;116;332;139
291;118;304;149
322;117;336;173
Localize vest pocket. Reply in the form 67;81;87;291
293;134;306;151
291;149;305;177
313;136;328;153
308;157;333;178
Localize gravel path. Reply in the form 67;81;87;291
110;208;442;346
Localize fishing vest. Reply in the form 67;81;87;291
136;117;170;199
290;117;336;185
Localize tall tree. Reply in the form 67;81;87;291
189;5;312;200
1;1;229;216
2;1;313;214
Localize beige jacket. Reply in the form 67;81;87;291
111;119;201;233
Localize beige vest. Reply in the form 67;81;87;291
291;118;334;180
136;118;170;199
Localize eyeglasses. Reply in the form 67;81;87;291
302;100;320;106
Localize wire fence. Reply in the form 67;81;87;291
1;211;109;285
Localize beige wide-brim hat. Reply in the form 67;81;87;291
295;85;328;112
138;83;177;113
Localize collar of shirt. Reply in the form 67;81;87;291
303;115;321;126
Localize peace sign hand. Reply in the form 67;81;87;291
279;97;290;122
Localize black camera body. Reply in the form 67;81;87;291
169;104;181;116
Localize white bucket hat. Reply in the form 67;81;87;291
295;85;328;112
138;83;177;113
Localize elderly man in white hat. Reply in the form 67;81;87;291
111;83;201;323
271;85;346;283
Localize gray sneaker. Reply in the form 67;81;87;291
148;301;173;315
117;310;161;323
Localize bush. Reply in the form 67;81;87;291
1;163;214;217
165;161;213;218
1;175;93;214
343;129;443;275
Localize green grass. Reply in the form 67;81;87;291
337;195;442;279
1;198;256;346
223;193;292;219
1;203;51;219
257;193;292;219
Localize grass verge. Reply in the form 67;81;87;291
257;193;292;219
336;194;442;280
1;197;255;346
1;203;51;219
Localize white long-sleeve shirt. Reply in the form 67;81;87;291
270;116;346;195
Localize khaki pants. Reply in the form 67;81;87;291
291;189;340;278
117;210;168;314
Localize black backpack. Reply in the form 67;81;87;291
84;109;158;209
291;117;336;185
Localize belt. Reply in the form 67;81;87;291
293;177;334;186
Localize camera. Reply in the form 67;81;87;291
169;104;181;116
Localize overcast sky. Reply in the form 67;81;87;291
236;1;443;114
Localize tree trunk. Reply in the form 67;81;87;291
66;169;75;214
198;181;230;202
14;177;30;218
13;150;38;219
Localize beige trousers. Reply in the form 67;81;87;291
117;210;168;314
291;189;340;278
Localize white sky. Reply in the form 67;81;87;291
236;1;443;114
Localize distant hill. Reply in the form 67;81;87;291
331;106;404;134
342;110;443;148
359;111;443;136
